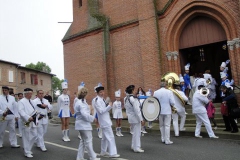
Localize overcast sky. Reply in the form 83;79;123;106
0;0;73;80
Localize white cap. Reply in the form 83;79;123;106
220;72;227;78
78;82;85;91
115;89;121;97
61;80;68;89
146;89;152;96
179;74;184;82
94;83;103;92
203;73;211;80
185;63;190;70
220;62;226;68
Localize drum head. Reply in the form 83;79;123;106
141;97;161;121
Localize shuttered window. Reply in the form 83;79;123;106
30;74;38;85
21;72;26;83
9;70;14;82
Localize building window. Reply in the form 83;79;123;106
9;70;14;82
20;72;26;84
40;80;43;86
30;74;38;85
79;0;82;7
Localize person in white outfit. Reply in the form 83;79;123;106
113;89;124;137
33;90;52;151
153;82;175;145
94;83;120;158
17;93;24;137
124;85;144;153
18;88;38;158
192;85;218;139
74;86;100;160
0;86;20;149
192;73;208;89
92;86;102;139
172;84;188;136
58;80;72;142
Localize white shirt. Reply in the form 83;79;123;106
173;90;188;113
193;78;207;89
94;96;112;128
57;94;70;117
153;88;175;115
18;98;38;127
33;97;52;124
192;90;209;114
0;94;18;119
74;99;95;130
124;95;143;123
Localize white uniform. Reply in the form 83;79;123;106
172;90;188;136
18;98;38;155
57;94;71;117
192;78;207;89
94;96;118;156
124;95;143;151
33;97;52;150
0;95;19;147
154;88;175;144
113;100;123;119
192;90;216;137
17;100;23;137
74;99;96;160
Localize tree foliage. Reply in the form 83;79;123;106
25;62;51;73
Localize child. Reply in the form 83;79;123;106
113;89;124;136
206;101;217;130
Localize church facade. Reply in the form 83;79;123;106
62;0;240;101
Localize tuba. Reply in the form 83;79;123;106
199;87;210;97
161;72;186;113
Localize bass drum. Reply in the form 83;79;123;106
141;97;161;121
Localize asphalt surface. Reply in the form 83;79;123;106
1;123;240;160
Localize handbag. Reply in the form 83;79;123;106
220;103;228;116
230;107;240;118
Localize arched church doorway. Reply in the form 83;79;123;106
179;16;231;102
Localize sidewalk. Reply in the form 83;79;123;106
50;116;240;140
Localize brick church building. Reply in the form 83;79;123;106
62;0;240;102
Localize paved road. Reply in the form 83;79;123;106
1;123;240;160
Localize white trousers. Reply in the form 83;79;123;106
194;113;215;137
172;112;186;136
18;119;23;135
131;123;141;150
77;130;96;160
159;114;172;143
36;123;48;148
0;118;18;146
22;126;37;154
101;126;117;156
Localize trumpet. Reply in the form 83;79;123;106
171;106;177;114
24;111;38;127
1;108;10;121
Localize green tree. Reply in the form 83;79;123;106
25;61;51;73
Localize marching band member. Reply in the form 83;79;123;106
58;80;72;142
172;84;188;136
192;73;208;89
154;81;175;145
0;86;20;148
113;89;124;137
18;88;38;158
74;85;100;160
146;89;153;129
192;85;218;138
183;63;192;101
33;90;52;151
124;85;144;153
94;83;120;158
17;93;24;137
220;60;230;74
92;86;102;139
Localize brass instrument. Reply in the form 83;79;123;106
1;107;10;121
199;87;210;97
24;111;38;127
161;72;186;106
206;78;211;85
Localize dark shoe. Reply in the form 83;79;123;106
231;130;239;133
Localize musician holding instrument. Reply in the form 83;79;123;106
153;81;175;145
94;83;120;158
192;85;218;139
33;89;52;152
124;85;144;153
18;88;38;158
0;86;20;148
172;84;188;136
